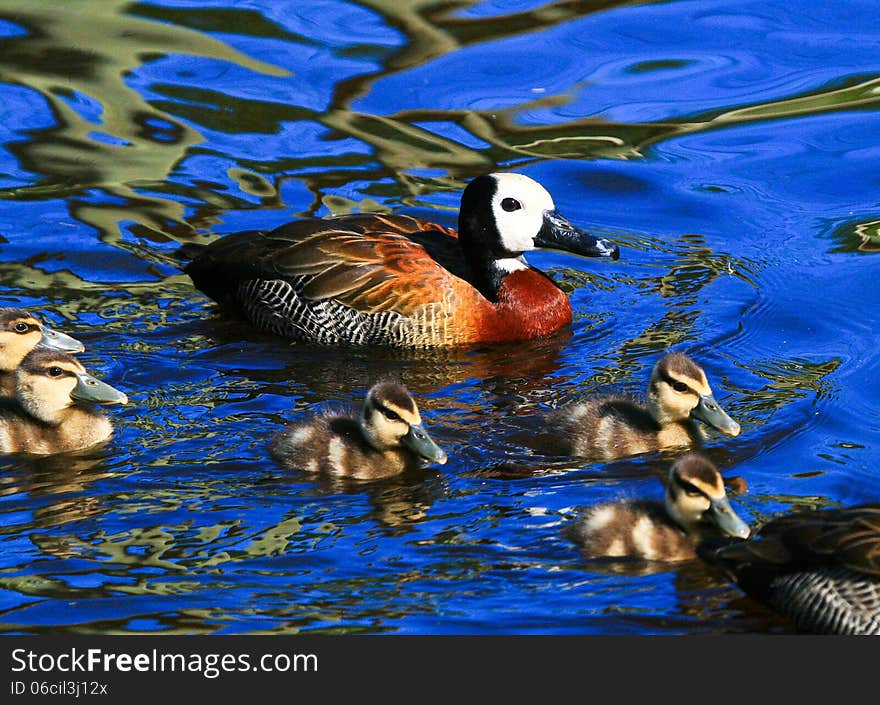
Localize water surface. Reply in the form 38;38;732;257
0;0;878;635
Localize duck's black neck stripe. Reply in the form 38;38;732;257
458;175;511;303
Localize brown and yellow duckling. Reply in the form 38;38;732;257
269;381;447;480
0;347;128;454
0;307;84;399
699;503;880;634
565;453;750;562
543;352;741;461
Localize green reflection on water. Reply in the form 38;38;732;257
0;0;284;203
830;218;880;254
1;0;878;251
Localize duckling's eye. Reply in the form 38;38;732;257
685;489;703;498
382;408;401;422
13;322;29;333
47;367;64;377
501;197;522;212
672;381;689;393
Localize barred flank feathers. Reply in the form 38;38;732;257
772;568;880;635
237;278;423;346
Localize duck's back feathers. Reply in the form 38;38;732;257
185;216;475;347
699;504;880;634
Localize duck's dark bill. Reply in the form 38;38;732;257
534;210;620;260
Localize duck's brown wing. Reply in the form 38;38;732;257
770;504;880;576
183;214;477;346
703;504;880;575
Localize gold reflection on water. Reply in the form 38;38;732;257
831;219;880;254
852;221;880;252
0;451;117;527
0;0;288;243
734;357;840;413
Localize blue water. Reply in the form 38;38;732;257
0;0;878;634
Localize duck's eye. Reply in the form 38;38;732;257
501;197;522;212
382;408;401;422
686;489;703;498
672;381;689;393
13;322;29;333
48;367;64;377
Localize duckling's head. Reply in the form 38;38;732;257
647;353;740;436
15;348;128;425
361;381;447;466
664;454;750;539
0;307;84;372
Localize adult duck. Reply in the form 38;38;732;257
182;173;619;347
699;504;880;634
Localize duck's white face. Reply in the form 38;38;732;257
456;173;618;293
490;173;556;258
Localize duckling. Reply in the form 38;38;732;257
269;381;447;480
543;352;741;461
0;347;128;454
565;453;750;562
0;307;84;399
699;504;880;634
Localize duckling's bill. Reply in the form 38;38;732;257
39;326;85;353
71;373;128;405
402;423;447;465
692;393;741;436
707;495;750;539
